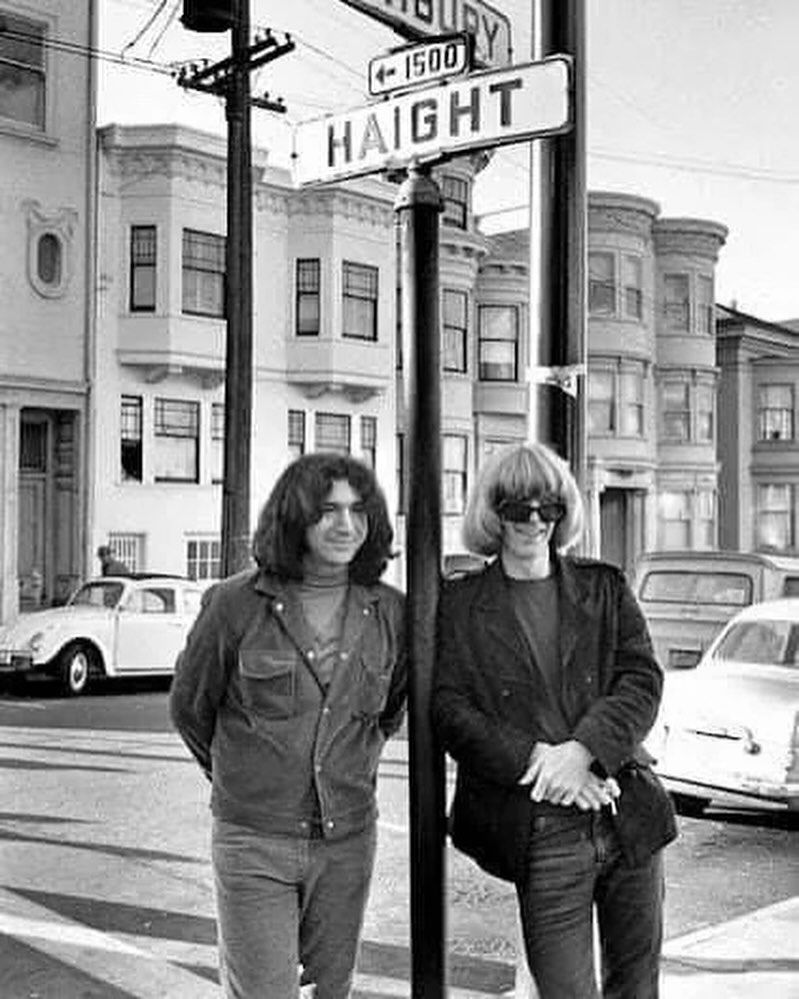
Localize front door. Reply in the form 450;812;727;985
600;488;645;579
18;417;50;609
18;409;81;608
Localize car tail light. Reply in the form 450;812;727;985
787;713;799;783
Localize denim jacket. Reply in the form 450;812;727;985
170;568;406;840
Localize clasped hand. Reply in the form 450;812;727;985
518;740;619;812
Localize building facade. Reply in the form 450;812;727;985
716;307;799;554
0;0;97;618
0;97;764;616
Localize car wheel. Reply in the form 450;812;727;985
58;642;94;696
671;792;708;817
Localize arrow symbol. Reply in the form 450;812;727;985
375;64;397;85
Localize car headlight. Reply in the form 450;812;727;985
25;632;46;654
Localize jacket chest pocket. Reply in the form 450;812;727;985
355;658;391;720
239;650;296;719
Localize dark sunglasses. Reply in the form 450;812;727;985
496;498;565;524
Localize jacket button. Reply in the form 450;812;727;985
326;820;335;829
307;650;316;660
340;651;349;661
322;706;331;715
363;607;370;616
274;602;284;613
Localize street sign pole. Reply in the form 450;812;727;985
529;0;587;491
395;166;446;999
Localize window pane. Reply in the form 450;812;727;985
288;409;305;457
759;384;794;441
757;484;793;549
315;413;350;454
37;234;61;285
182;229;225;317
696;384;714;442
361;416;377;469
659;490;690;549
443;434;467;514
588;371;614;434
131;226;156;311
121;395;143;482
622;255;642;319
0;16;46;129
443;289;467;372
296;258;320;335
621;369;644;436
478;306;517;381
154;399;199;482
478;341;516;381
664;274;690;330
697;275;714;334
588;252;615;316
342;262;378;340
442;175;467;228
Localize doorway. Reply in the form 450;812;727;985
18;409;80;608
599;487;645;579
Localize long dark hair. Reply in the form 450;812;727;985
252;452;394;584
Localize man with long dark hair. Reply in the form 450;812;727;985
170;452;406;998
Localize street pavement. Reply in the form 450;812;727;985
0;723;795;998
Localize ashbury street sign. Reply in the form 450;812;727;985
293;57;572;187
339;0;512;67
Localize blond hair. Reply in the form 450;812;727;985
462;442;584;556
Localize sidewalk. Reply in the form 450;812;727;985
383;738;799;999
659;895;799;999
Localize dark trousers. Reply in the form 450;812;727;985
516;808;664;999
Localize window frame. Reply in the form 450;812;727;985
658;490;691;549
342;261;378;341
130;225;157;313
295;257;320;336
661;381;691;442
210;402;224;484
120;395;143;483
478;304;519;382
360;415;377;469
0;10;46;132
186;535;222;581
315;412;351;455
442;288;468;373
663;273;691;331
442;434;468;515
588;251;616;317
153;397;200;484
756;483;795;551
758;384;795;442
441;175;468;229
182;228;226;318
288;409;306;458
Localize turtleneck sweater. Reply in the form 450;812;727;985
297;569;349;688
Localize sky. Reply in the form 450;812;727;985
97;0;799;322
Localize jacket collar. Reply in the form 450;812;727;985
253;570;381;682
472;553;599;671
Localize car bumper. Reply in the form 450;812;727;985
659;773;799;809
0;651;36;674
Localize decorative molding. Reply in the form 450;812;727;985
290;380;384;402
287;189;394;229
23;199;77;299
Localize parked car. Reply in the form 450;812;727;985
646;597;799;817
633;550;799;670
0;575;205;696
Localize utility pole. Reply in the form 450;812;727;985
528;0;587;482
179;0;294;576
395;166;445;999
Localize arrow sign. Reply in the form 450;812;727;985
293;57;572;187
369;34;472;96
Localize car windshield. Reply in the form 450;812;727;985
712;619;799;667
640;571;752;606
69;581;125;609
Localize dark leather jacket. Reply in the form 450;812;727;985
432;555;669;880
170;568;406;840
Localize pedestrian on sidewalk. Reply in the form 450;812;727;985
170;452;407;999
433;441;676;998
96;544;130;576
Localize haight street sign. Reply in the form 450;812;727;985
292;57;571;187
339;0;512;68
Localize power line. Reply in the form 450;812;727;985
0;24;177;75
121;0;171;54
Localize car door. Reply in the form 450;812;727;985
115;585;186;673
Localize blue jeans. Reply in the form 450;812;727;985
212;818;377;999
516;808;664;999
